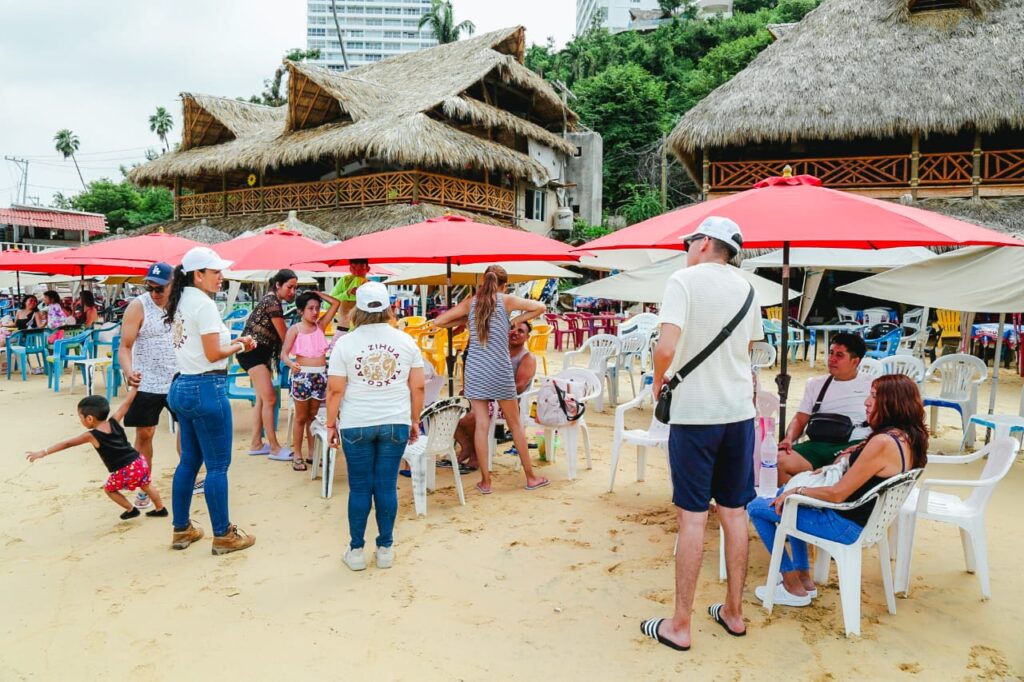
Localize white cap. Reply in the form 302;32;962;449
680;216;744;255
355;281;391;313
181;246;233;273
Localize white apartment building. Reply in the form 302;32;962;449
576;0;661;35
307;0;438;70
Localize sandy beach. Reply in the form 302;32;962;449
1;355;1022;681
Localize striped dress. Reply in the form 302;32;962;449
464;294;517;400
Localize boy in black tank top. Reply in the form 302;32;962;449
26;392;168;521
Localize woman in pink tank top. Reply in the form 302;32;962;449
281;290;341;471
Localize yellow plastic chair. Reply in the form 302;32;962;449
936;309;962;350
421;328;449;375
399;315;426;331
528;324;552;375
764;306;783;322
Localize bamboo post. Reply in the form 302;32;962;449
173;176;181;220
222;173;228;217
701;149;710;200
910;132;920;199
972;130;982;199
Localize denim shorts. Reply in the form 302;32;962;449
668;419;756;512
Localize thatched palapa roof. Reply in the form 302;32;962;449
130;27;576;187
668;0;1024;163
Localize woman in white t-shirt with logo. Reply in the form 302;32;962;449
326;281;425;572
164;247;258;556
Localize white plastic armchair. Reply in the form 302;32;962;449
858;357;884;379
894;438;1016;599
562;333;621;410
612;331;650;401
880;355;926;387
309;409;339;499
609;378;669;492
618;312;659;338
763;469;922;637
836;306;858;323
750;341;776;373
402;397;471;516
922;354;987;446
520;368;602;480
863;307;891;326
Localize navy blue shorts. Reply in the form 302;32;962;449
668;420;756;513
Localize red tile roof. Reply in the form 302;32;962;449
0;207;107;234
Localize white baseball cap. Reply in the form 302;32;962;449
680;216;744;255
355;281;391;313
181;246;233;273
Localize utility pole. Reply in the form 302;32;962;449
4;156;29;204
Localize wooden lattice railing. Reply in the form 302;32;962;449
176;171;515;220
710;149;1024;191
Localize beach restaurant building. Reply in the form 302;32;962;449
0;205;108;252
667;0;1024;233
128;27;602;240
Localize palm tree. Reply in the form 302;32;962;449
418;0;475;45
53;129;86;190
149;107;174;153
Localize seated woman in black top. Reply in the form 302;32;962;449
25;392;168;521
748;374;928;607
14;294;44;330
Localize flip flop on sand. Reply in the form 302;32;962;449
640;618;689;651
475;482;492;495
524;478;550;491
707;604;746;637
292;457;308;471
248;444;271;456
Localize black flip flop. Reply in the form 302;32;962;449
640;618;689;651
707;604;746;637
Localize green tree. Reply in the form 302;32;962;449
66;179;173;231
149;106;173;153
619;184;664;224
573;64;669;208
418;0;475;44
249;48;322;106
53;128;86;190
678;30;773;110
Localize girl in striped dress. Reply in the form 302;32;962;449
434;265;548;494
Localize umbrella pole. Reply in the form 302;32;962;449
446;257;455;396
775;242;792;440
16;269;21;300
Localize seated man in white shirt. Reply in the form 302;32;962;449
778;332;872;484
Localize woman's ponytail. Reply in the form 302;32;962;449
163;265;190;326
474;265;508;346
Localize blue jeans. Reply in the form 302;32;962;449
341;423;409;550
748;494;864;573
168;374;233;537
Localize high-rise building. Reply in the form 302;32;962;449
576;0;661;35
306;0;439;71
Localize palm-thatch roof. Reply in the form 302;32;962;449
130;27;576;187
126;202;513;243
668;0;1024;165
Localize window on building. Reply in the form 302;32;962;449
367;18;383;25
308;27;326;36
385;6;401;13
525;188;547;222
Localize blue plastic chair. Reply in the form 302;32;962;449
5;329;49;381
47;330;94;392
762;319;806;362
104;335;124;399
225;359;281;429
863;328;903;359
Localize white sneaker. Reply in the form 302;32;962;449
343;548;367;571
376;546;394;569
133;492;152;509
755;582;812;607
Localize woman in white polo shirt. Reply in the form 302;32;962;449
164;247;258;556
326;282;425;571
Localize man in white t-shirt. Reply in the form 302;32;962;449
642;216;763;651
778;332;871;483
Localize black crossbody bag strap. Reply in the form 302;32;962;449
665;284;756;392
810;375;834;416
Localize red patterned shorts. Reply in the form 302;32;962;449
104;456;150;493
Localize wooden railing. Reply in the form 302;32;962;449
175;171;515;220
709;149;1024;192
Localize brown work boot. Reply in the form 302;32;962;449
211;525;255;556
171;522;204;550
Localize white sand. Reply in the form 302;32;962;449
1;356;1022;680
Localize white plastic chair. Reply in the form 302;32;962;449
893;438;1015;599
763;469;923;637
858;357;883;379
612;331;650;401
921;354;987;446
618;312;659;338
562;333;621;410
750;341;776;375
401;397;470;516
309;410;338;499
964;386;1024;453
880;355;926;387
862;308;891;327
901;307;926;334
609;378;669;492
836;306;858;323
520;368;601;480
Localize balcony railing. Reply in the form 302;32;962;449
175;170;516;220
709;149;1024;192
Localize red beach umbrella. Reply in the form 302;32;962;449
579;173;1024;434
212;228;327;271
41;230;206;266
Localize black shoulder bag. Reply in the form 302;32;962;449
655;285;756;424
804;376;865;443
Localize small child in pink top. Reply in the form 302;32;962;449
281;290;341;471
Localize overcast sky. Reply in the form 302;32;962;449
0;0;576;207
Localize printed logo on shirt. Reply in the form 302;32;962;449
355;343;401;386
172;315;187;349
